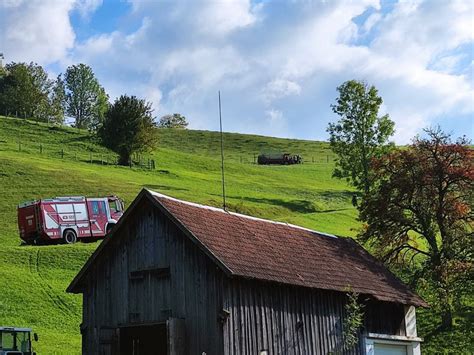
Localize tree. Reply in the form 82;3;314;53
359;128;474;329
327;80;395;194
65;63;107;130
0;62;52;119
90;86;109;131
158;113;189;128
48;74;67;124
99;95;157;165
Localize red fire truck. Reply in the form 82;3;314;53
17;196;124;244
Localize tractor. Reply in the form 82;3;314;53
0;327;38;355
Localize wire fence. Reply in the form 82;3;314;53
1;139;335;167
2;139;156;170
0;116;336;168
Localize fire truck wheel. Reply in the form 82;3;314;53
63;230;77;244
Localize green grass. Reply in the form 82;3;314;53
0;116;471;353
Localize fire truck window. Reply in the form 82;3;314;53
109;200;118;213
99;201;107;213
92;201;99;215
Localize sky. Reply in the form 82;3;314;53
1;0;473;143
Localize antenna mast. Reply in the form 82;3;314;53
218;91;226;210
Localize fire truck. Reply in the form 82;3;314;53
17;196;124;245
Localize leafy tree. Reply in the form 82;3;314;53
48;74;67;124
91;86;109;131
158;113;189;128
0;62;52;119
29;63;53;120
328;80;395;194
99;95;157;165
65;63;107;130
359;128;473;329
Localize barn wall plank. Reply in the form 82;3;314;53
223;279;363;355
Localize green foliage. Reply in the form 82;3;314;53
48;75;67;124
343;291;364;349
99;95;157;165
328;80;394;193
0;62;52;120
359;128;474;329
94;86;109;131
158;113;189;128
65;64;108;130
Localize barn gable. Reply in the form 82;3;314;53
72;192;228;353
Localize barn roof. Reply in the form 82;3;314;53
67;189;427;307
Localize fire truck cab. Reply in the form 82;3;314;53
0;327;38;355
18;196;124;245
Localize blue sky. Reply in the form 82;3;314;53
1;0;473;143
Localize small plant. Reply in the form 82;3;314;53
343;290;365;349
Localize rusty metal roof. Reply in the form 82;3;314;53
68;189;426;307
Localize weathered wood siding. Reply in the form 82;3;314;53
80;197;407;355
222;278;362;355
81;199;226;354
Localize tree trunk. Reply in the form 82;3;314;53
438;283;454;330
431;251;454;330
440;307;453;330
118;152;131;166
435;267;454;330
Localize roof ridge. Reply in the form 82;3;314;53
146;189;337;239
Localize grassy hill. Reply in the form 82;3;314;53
0;116;471;353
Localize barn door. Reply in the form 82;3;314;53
167;318;185;355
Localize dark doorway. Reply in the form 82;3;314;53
120;323;167;355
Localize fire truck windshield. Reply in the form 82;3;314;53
108;199;123;213
0;330;31;352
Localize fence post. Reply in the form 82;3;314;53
90;152;92;164
101;155;103;165
18;140;21;152
312;156;314;163
39;144;42;154
61;149;64;159
327;155;329;163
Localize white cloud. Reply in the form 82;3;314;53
266;109;283;122
0;0;76;64
197;0;262;35
362;12;381;33
263;79;301;103
75;0;103;18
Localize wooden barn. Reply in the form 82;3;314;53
67;189;426;355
